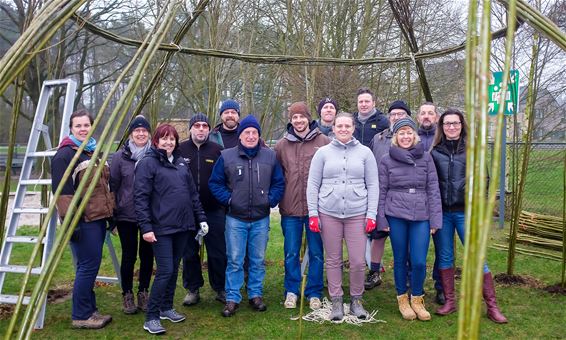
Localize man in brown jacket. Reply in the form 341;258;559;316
274;101;331;310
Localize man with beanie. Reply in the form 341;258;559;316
316;97;339;136
353;88;389;147
365;100;412;290
178;113;227;307
209;115;285;317
417;102;439;152
210;99;241;148
274;102;330;310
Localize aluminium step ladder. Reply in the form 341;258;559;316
0;79;121;329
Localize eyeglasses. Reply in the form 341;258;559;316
389;112;407;118
443;122;462;127
192;123;209;129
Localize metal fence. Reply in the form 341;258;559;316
490;142;566;218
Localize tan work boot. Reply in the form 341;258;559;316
397;293;417;320
411;295;431;321
72;314;107;329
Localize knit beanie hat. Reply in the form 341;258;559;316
219;99;240;116
189;112;209;129
237;115;261;137
129;115;151;134
388;100;412;116
391;117;417;134
317;97;339;115
288;101;312;122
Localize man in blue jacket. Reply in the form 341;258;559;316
209;114;285;317
353;87;389;147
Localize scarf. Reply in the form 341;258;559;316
69;135;97;153
128;139;151;161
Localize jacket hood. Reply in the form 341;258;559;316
284;121;322;142
58;136;77;149
389;143;424;165
147;146;182;164
435;137;466;155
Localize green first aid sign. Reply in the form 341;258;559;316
488;70;519;115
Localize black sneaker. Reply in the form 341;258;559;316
221;301;239;317
364;270;382;290
435;289;446;305
215;290;227;304
249;297;267;312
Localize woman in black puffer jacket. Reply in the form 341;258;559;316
134;124;208;335
431;109;507;324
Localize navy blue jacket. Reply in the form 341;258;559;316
431;138;467;212
353;110;389;147
134;147;206;235
209;143;285;221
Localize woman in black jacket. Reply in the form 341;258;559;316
51;109;114;329
135;124;208;335
431;109;507;323
110;115;154;314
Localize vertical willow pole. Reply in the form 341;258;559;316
562;150;565;288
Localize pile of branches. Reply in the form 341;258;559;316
515;211;564;251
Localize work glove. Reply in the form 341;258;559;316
309;216;320;233
365;218;377;233
195;222;209;245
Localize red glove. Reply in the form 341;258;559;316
365;218;377;233
309;216;320;233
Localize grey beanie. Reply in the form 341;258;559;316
391;117;417;134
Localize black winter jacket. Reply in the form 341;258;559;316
178;138;223;211
431;138;466;212
134;147;207;235
353;110;389;147
110;142;137;222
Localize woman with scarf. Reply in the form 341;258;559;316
377;117;442;321
110;115;154;314
51;109;115;329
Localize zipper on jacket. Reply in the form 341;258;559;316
448;149;454;212
196;148;201;192
248;158;253;220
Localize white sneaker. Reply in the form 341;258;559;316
284;292;297;309
309;297;322;310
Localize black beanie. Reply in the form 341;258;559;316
129;115;151;134
388;100;412;116
189;112;210;129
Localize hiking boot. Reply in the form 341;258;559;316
159;309;186;323
72;315;107;329
284;292;298;309
364;270;382;290
435;289;446;305
123;292;137;314
309;297;322;310
215;290;226;304
397;293;417;320
221;301;239;317
411;295;431;321
183;289;200;306
249;297;267;311
329;296;344;321
92;311;112;326
349;296;369;319
137;290;149;312
143;319;166;334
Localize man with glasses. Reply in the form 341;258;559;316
179;113;227;306
365;100;412;290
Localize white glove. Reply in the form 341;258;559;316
195;222;209;245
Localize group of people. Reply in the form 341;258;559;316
51;89;508;335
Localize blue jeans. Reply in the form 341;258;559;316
225;215;270;303
387;216;430;296
435;211;489;273
146;231;189;321
69;219;106;320
281;216;324;299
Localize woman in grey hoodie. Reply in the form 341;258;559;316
377;117;442;321
306;112;379;321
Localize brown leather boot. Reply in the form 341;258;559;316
436;268;457;315
483;272;508;323
410;295;431;321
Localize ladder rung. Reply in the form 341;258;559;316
13;208;49;214
27;151;56;157
0;265;42;275
0;294;31;305
20;179;52;185
5;236;46;244
95;276;120;284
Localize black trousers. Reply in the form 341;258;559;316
117;221;154;293
182;208;227;292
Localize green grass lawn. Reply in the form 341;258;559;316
0;217;565;339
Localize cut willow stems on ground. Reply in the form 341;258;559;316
5;1;182;338
458;0;517;338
